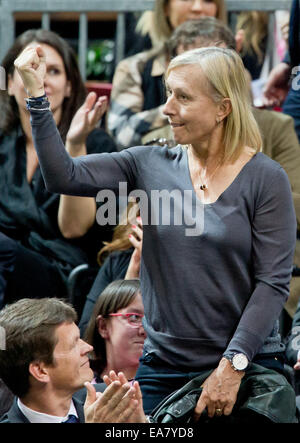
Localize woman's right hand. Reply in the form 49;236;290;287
14;44;46;97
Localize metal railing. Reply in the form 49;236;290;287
0;0;293;80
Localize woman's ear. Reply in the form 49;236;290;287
97;315;109;339
217;98;232;123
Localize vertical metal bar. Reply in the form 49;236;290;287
0;9;15;64
79;13;88;81
41;13;50;30
115;12;126;66
228;12;238;34
266;12;275;71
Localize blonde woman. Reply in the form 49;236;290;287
107;0;226;149
15;44;296;418
137;0;227;48
236;11;269;80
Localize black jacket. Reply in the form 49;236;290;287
0;384;106;423
289;0;300;68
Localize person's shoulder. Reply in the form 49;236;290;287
99;249;133;277
0;398;28;423
107;249;133;263
116;46;165;73
0;413;9;423
124;143;184;161
253;107;295;128
250;152;291;191
252;151;284;172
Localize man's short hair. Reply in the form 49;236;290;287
167;17;236;58
0;298;77;398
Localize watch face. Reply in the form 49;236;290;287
232;353;248;370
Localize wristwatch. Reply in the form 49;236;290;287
224;353;249;371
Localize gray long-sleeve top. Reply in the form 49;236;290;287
30;108;297;370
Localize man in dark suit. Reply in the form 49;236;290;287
0;298;144;423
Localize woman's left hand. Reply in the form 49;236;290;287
194;357;244;420
66;92;108;150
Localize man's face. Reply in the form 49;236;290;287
46;322;94;394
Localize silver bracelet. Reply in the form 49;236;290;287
25;93;51;111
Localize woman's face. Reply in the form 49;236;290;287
100;293;146;371
165;0;218;29
8;42;71;119
163;64;221;147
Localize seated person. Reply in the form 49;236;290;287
84;279;146;384
235;11;269;81
79;202;142;336
0;297;145;423
0;29;117;306
107;0;227;149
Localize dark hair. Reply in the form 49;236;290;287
167;17;236;58
0;29;86;140
0;298;77;398
84;279;141;376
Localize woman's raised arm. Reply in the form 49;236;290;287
15;45;132;198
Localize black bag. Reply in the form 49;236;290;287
150;363;297;424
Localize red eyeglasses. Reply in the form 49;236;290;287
108;313;144;328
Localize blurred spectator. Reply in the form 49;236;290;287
107;0;227;149
0;29;116;306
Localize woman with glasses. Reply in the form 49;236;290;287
84;279;146;384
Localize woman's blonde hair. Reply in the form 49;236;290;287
236;11;269;63
166;47;262;162
137;0;227;47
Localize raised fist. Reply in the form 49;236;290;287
14;44;46;97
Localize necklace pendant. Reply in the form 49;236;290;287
200;184;207;191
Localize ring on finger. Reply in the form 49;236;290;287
215;408;223;416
